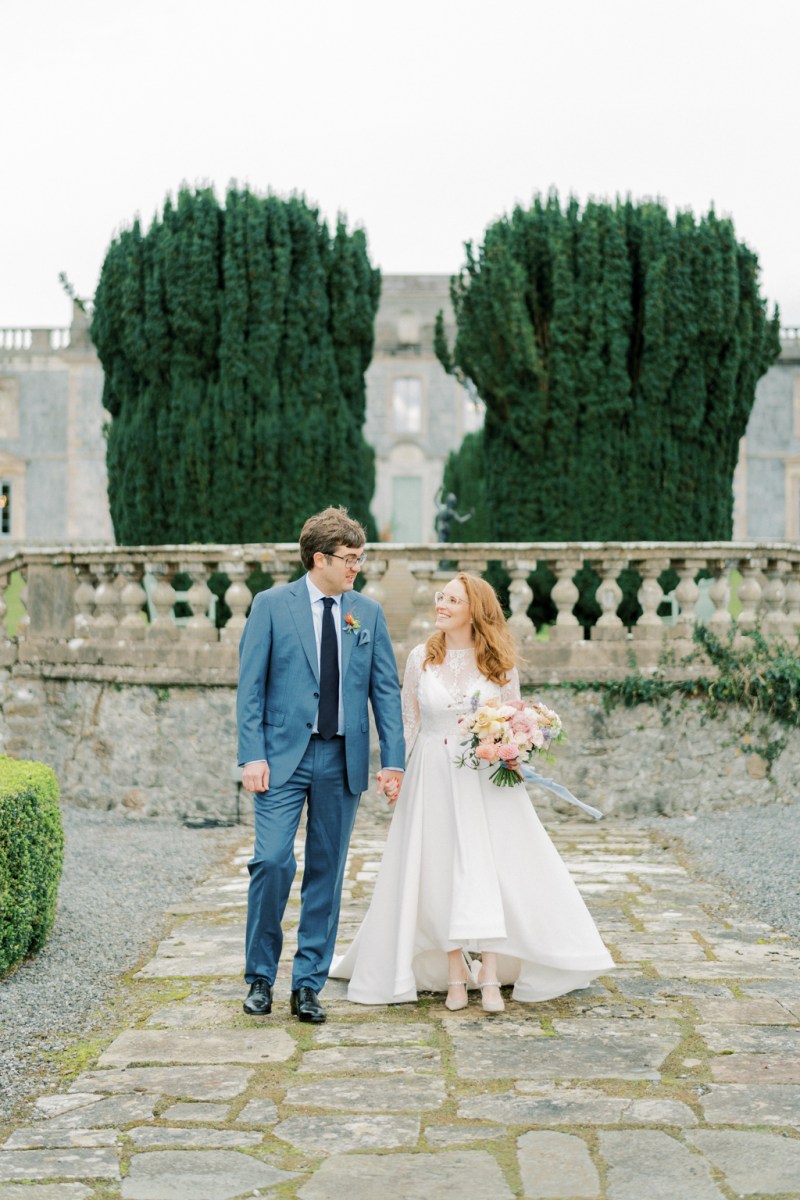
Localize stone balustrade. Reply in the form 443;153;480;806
2;541;799;686
0;327;71;353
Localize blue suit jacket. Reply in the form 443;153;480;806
237;577;405;794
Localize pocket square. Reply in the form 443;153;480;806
357;628;371;645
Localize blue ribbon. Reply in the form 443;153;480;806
519;763;603;820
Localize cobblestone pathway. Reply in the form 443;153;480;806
2;802;800;1199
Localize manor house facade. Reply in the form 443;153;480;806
0;283;797;546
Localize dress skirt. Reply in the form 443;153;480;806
330;730;615;1003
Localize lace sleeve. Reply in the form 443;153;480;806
500;666;521;703
401;644;425;756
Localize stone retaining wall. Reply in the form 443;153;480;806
1;670;795;823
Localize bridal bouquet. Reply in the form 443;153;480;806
455;696;564;788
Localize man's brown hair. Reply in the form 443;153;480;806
299;506;367;570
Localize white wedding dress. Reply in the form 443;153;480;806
330;645;615;1003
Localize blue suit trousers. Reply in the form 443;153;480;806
244;736;359;992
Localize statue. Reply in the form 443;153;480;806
434;489;472;543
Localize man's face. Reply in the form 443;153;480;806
311;543;364;595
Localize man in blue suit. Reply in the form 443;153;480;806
238;506;405;1023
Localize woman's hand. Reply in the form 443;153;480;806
377;770;402;806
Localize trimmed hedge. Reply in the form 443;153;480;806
0;756;63;977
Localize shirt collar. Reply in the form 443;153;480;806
305;575;341;608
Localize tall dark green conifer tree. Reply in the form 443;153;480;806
92;187;380;543
436;195;780;541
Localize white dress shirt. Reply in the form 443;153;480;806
305;575;345;736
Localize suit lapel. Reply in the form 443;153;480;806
341;596;356;681
287;577;319;682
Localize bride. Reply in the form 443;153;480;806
330;572;615;1012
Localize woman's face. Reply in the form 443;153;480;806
434;577;472;636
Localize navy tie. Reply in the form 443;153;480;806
318;597;339;739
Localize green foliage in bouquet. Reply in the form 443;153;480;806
437;193;780;544
0;757;63;977
91;187;380;543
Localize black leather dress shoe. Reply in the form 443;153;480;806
243;978;273;1015
290;986;326;1023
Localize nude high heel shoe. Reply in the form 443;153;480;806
445;979;469;1011
478;980;505;1013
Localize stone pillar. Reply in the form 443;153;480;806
736;557;764;638
591;558;626;641
118;563;147;639
504;559;537;648
220;555;253;645
762;558;791;640
146;564;180;642
670;559;704;642
407;561;438;642
183;567;216;641
92;564;120;635
706;559;733;637
550;558;582;643
631;557;669;642
73;564;96;637
784;560;800;639
360;557;388;608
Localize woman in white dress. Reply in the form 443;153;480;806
330;573;615;1012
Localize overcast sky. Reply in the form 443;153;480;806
2;0;798;328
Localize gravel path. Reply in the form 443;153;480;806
0;806;239;1122
650;799;800;942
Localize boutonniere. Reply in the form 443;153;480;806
343;611;361;634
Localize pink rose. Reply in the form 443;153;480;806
475;742;499;762
497;744;520;762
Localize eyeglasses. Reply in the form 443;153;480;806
435;591;468;607
328;551;368;569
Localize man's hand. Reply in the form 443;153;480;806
377;769;403;806
243;760;270;794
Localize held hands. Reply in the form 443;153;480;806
242;761;270;794
377;769;402;806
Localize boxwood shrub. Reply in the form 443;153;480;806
0;756;63;977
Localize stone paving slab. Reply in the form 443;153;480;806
688;1129;800;1194
691;996;797;1023
425;1123;509;1146
517;1130;600;1199
233;1097;279;1124
120;1149;295;1199
699;1082;800;1125
127;1126;263;1148
298;1044;441;1074
709;1052;800;1083
0;1188;93;1200
0;1146;120;1184
312;1021;432;1044
160;1101;230;1123
284;1075;447;1111
295;1149;515;1200
273;1114;420;1153
450;1017;682;1081
98;1026;295;1066
698;1021;800;1053
599;1130;726;1199
69;1065;253;1099
3;1127;120;1149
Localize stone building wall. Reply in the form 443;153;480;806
1;669;795;824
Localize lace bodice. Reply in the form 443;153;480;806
401;643;521;752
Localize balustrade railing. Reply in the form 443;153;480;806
0;327;71;353
1;542;799;684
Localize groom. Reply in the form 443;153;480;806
237;506;405;1023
